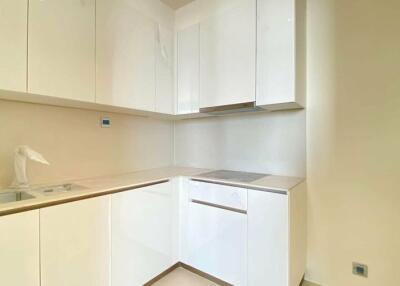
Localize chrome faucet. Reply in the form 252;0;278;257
9;146;49;190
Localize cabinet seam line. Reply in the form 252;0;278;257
26;0;29;92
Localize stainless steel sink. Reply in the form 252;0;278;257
32;183;87;196
0;191;36;204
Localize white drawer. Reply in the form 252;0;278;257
189;180;247;211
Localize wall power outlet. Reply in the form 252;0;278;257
101;117;111;128
352;262;368;278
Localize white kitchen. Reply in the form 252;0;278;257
1;1;399;286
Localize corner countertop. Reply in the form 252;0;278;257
0;166;305;216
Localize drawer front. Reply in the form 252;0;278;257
189;180;247;211
182;201;247;285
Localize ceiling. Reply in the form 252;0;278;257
160;0;194;10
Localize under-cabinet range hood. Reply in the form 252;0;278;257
199;101;264;115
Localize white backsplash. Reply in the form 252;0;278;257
174;110;306;177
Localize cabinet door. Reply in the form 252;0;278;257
0;210;40;286
199;0;256;108
256;0;295;105
177;24;200;114
40;197;111;286
28;0;95;102
248;190;288;286
111;181;178;286
0;0;27;92
155;25;174;114
182;201;247;285
96;0;156;111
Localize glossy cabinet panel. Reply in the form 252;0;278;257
96;0;157;111
111;181;179;286
182;201;247;285
248;190;289;286
156;25;174;114
182;178;247;285
257;0;295;105
199;0;256;108
0;0;27;92
189;180;247;210
40;196;111;286
256;0;306;109
177;24;200;114
0;210;40;286
28;0;95;102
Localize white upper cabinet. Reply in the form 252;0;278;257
256;0;306;109
175;0;306;113
0;0;306;116
199;0;256;109
111;181;179;286
40;197;111;286
0;210;40;286
96;0;175;113
156;25;174;114
176;24;200;114
28;0;95;102
96;0;156;111
0;0;27;92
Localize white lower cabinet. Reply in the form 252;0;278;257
248;185;307;286
40;196;111;286
182;180;306;286
0;178;305;286
181;180;247;285
0;210;40;286
248;190;289;286
111;181;179;286
182;200;247;285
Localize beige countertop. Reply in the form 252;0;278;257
0;166;305;216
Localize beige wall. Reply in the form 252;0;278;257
174;110;306;177
0;100;173;188
306;0;400;285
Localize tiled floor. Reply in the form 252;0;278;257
152;267;319;286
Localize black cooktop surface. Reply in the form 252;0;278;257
196;170;268;183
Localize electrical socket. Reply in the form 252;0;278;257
101;117;111;128
352;262;368;278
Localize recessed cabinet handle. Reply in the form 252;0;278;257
191;199;247;215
